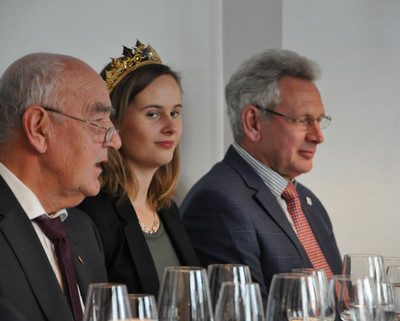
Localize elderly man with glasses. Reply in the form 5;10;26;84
181;49;342;305
0;53;121;321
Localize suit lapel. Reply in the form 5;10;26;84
114;199;159;294
65;211;93;301
0;178;74;321
224;146;311;264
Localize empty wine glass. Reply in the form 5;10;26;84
83;283;132;321
343;254;386;283
265;273;323;321
245;283;264;321
214;282;264;321
384;258;400;276
292;268;335;321
386;265;400;320
376;282;395;321
208;264;252;311
157;266;213;321
328;274;381;321
128;293;158;321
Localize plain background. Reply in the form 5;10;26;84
0;0;399;258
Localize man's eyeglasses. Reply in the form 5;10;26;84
254;105;332;130
43;107;119;143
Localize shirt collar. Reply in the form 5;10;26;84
232;142;294;197
0;162;68;221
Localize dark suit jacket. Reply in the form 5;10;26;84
0;297;28;321
0;176;108;321
180;146;342;304
78;192;199;297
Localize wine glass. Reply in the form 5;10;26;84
292;268;335;321
214;282;264;321
245;283;264;321
343;253;386;283
386;265;400;320
83;283;132;321
265;273;324;321
208;264;252;311
384;258;400;276
328;274;381;321
376;282;395;321
157;266;213;321
128;294;158;321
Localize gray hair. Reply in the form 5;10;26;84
225;49;320;141
0;53;67;145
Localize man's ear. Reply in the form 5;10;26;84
22;105;50;154
242;105;262;142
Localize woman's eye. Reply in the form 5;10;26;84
147;111;159;118
171;110;180;117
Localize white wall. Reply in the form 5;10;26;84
0;0;224;204
0;0;399;258
282;0;400;256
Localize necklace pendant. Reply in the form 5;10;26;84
140;220;159;234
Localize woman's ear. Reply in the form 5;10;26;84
22;105;50;154
241;105;262;142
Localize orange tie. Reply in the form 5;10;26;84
282;182;333;278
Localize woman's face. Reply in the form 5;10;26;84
119;74;182;172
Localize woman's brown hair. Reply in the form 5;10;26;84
100;63;182;211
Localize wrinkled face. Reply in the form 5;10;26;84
255;76;326;180
46;62;121;204
119;74;182;172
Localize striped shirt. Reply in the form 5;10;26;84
232;142;296;231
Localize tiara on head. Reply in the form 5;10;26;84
105;39;162;93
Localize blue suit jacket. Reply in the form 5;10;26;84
181;146;342;304
0;176;108;321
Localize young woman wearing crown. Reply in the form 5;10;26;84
78;40;199;296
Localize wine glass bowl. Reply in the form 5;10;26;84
265;273;324;321
208;264;252;311
328;274;381;321
214;282;264;321
83;283;132;321
157;266;213;321
343;253;386;283
128;293;158;321
292;268;334;321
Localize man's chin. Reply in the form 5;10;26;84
81;181;101;198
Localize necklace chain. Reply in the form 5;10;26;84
139;212;159;234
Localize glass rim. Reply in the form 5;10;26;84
207;263;250;269
163;266;205;272
344;253;384;258
88;282;127;289
271;272;314;280
128;293;155;298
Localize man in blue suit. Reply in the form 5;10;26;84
181;49;342;304
0;53;121;321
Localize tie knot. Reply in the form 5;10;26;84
282;182;298;202
34;215;67;241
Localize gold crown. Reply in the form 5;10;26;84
105;40;162;93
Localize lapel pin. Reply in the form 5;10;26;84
306;197;312;206
78;256;84;265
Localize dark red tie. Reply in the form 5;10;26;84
34;215;83;321
282;182;333;278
